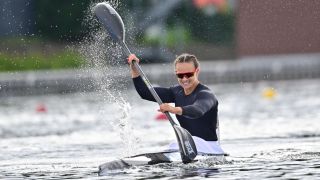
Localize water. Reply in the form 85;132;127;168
1;79;320;179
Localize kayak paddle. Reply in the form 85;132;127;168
93;2;197;163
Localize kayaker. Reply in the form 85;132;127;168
127;53;224;154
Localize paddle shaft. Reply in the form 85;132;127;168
120;41;176;126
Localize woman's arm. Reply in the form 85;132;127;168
181;90;217;119
128;54;174;103
133;76;174;103
158;103;182;115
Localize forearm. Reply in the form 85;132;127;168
130;64;140;78
172;106;183;115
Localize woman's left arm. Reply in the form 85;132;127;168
180;90;217;119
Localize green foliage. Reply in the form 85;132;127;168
34;0;92;41
143;26;191;48
32;0;235;45
0;51;85;72
127;1;235;45
189;12;235;44
167;2;235;44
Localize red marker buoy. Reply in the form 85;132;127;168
155;112;168;121
36;103;47;113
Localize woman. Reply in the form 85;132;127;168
128;53;224;154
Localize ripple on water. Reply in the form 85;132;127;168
98;156;230;179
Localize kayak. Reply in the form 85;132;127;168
98;150;226;176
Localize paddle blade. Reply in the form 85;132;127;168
173;125;198;163
93;2;125;42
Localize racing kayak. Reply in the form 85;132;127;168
98;150;226;175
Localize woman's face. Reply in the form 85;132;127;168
175;62;199;90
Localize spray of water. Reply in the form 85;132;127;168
76;0;140;156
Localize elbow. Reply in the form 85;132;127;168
136;89;145;99
137;90;149;101
136;87;156;102
182;106;205;119
190;110;205;119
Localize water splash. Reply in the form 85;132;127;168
75;0;140;156
109;96;140;156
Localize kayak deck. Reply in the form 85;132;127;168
98;150;226;175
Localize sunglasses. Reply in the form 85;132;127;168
176;72;195;79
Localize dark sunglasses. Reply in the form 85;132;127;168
176;72;195;79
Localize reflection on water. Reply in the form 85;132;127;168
0;79;320;179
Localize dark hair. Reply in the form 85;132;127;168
174;53;199;69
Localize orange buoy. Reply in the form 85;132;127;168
262;87;277;99
155;112;168;121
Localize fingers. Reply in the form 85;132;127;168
127;54;139;64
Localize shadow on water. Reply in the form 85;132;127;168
102;164;222;179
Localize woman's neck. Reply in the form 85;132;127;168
184;81;199;95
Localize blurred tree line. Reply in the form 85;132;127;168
34;0;234;45
0;0;235;71
34;0;92;41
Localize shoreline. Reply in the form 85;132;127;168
1;53;320;96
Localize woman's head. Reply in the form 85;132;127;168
174;53;199;69
174;53;200;91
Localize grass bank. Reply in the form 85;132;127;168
0;50;85;72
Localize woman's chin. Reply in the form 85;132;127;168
180;83;191;89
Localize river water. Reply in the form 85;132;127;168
0;78;320;179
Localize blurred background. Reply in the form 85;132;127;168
1;0;319;96
0;0;236;68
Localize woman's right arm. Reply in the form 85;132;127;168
128;54;174;103
133;75;174;103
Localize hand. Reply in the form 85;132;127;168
127;54;140;77
127;54;140;65
158;103;182;115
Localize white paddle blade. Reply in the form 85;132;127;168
94;2;125;42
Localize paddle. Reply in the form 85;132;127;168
93;2;197;163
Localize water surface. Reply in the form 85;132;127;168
0;79;319;179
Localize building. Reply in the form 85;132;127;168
236;0;320;57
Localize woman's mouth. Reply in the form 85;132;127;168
181;81;190;87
